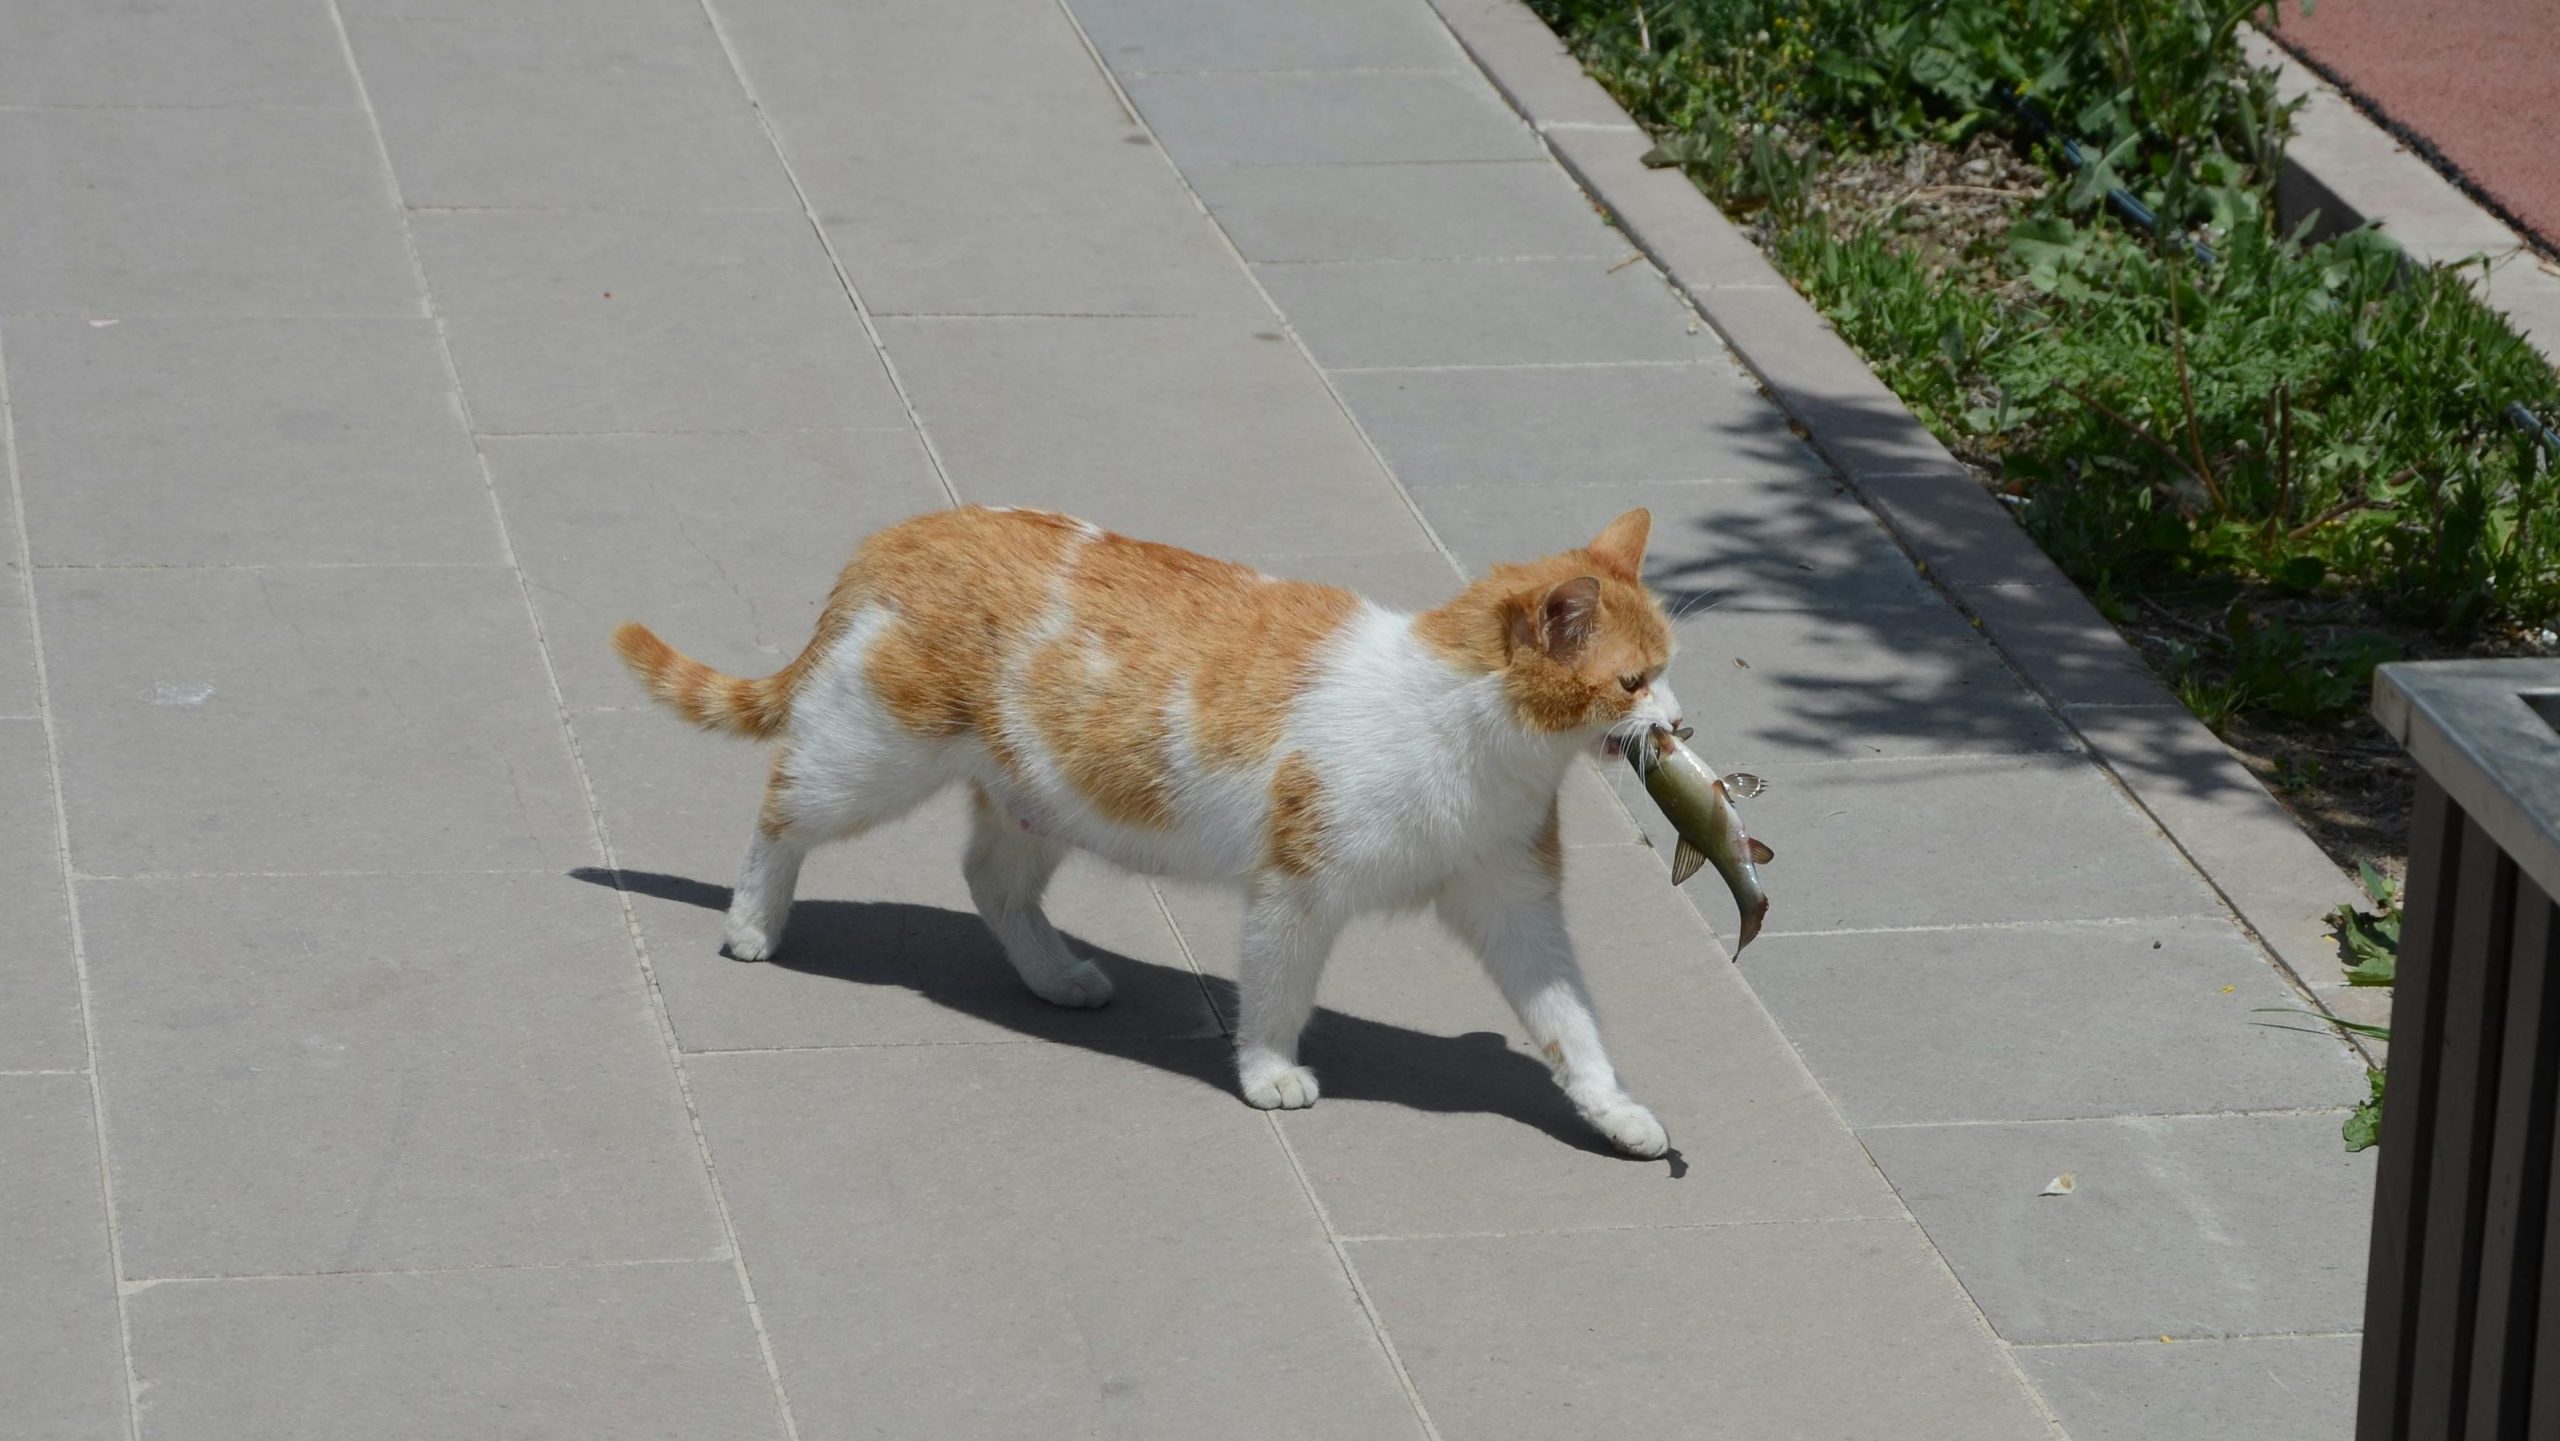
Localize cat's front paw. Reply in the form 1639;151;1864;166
723;919;781;962
1239;1054;1320;1110
1585;1098;1668;1159
1026;960;1115;1009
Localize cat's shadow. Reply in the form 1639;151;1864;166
575;868;1682;1172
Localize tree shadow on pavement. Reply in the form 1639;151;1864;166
574;867;1637;1163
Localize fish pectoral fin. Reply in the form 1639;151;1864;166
1746;836;1775;865
1670;838;1708;885
1721;772;1767;799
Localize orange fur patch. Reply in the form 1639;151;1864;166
852;508;1084;758
1266;752;1327;875
1019;532;1356;827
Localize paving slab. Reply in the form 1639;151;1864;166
6;317;497;567
36;566;595;876
81;873;722;1278
1403;477;1932;612
1127;70;1542;165
0;1075;126;1441
1862;1112;2374;1342
342;4;796;211
1260;256;1723;368
1349;1221;2053;1440
1069;0;1467;72
1604;753;2222;935
124;1262;784;1441
1189;161;1623;262
692;1044;1424;1441
0;0;355;108
1154;858;1901;1236
572;712;1224;1052
2066;703;2369;990
0;109;419;319
0;722;82;1071
412;210;904;434
1332;361;1821;486
2014;1333;2360;1441
876;315;1435;554
713;0;1269;318
1743;916;2364;1127
808;141;1268;319
1652;602;2070;767
489;429;945;711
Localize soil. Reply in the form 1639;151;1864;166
1734;134;2560;894
2109;591;2557;896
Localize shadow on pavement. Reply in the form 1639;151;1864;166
574;867;1654;1165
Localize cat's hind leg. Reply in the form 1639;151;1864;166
964;787;1114;1008
727;727;950;961
1234;878;1342;1110
1436;844;1668;1159
723;764;810;961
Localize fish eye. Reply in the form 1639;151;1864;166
1619;673;1645;693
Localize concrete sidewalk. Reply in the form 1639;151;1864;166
0;0;2369;1436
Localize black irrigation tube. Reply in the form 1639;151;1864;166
2512;401;2560;458
1997;86;2560;457
1998;87;2220;265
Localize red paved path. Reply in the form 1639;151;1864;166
2271;0;2560;252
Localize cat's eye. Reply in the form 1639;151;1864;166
1620;674;1645;693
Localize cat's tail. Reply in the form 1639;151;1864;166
611;622;793;739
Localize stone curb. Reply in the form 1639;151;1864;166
2244;28;2560;371
1425;0;2375;1048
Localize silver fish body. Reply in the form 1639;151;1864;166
1627;727;1773;953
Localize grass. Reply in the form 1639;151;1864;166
1534;0;2560;736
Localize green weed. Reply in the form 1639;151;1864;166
1533;0;2560;639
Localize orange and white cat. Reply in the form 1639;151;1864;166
613;505;1684;1157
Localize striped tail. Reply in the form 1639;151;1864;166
611;622;793;739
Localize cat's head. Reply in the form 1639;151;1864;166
1421;509;1682;751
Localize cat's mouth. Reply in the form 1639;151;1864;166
1601;734;1628;759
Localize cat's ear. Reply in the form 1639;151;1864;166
1586;508;1651;579
1511;575;1603;661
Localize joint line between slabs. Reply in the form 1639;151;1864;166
1118;65;1465;79
2007;1328;2363;1350
0;300;144;1441
1333;1213;1898;1245
323;5;803;1436
119;1254;736;1290
1854;1104;2358;1133
1758;912;2231;940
